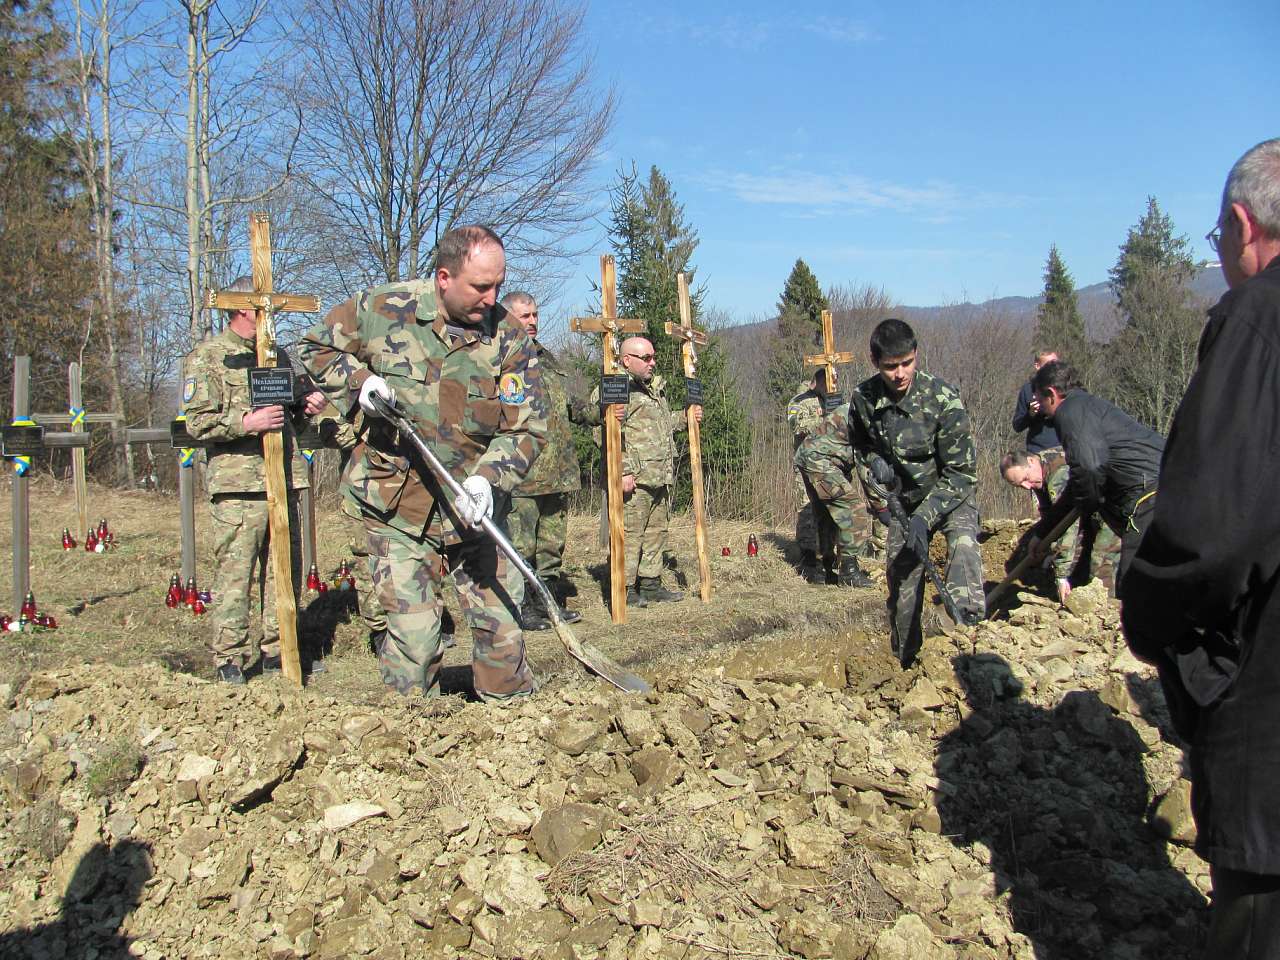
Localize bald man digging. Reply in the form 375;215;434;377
585;336;701;608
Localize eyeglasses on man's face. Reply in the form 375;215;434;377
625;353;656;363
1206;223;1222;255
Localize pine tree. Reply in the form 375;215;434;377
597;163;750;508
1033;245;1086;362
1106;197;1202;433
764;259;830;409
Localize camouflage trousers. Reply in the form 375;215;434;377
364;521;534;702
341;507;387;635
797;470;885;562
506;492;569;581
623;483;671;581
208;492;302;669
886;498;985;666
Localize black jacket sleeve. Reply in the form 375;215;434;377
1012;381;1034;432
1123;289;1280;656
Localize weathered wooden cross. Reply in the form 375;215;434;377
125;411;210;587
570;255;646;624
6;356;91;612
663;273;711;603
804;309;855;392
206;213;320;686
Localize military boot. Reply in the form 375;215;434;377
542;577;582;624
638;576;684;603
823;555;839;586
520;593;551;632
625;583;649;609
799;549;823;583
837;557;873;588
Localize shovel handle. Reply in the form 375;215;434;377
984;507;1083;612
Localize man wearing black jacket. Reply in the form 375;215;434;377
1027;360;1163;596
1011;349;1061;453
1122;138;1280;958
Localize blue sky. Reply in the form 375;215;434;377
552;0;1275;328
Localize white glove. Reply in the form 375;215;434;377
453;475;493;529
358;375;396;416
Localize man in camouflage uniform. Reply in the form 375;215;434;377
801;318;984;667
500;290;584;630
789;370;874;587
1001;448;1120;599
183;276;328;684
297;226;546;701
584;336;701;608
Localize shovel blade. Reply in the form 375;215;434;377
552;622;651;694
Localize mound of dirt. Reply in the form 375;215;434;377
0;573;1207;959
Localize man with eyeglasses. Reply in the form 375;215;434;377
1122;138;1280;958
585;336;701;607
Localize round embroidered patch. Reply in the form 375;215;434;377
498;373;527;404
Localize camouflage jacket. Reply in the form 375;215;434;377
513;341;584;497
182;327;312;496
585;372;684;488
801;370;976;527
1036;447;1079;579
296;281;549;544
788;386;844;452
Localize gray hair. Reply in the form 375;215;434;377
1000;449;1037;476
1222;139;1280;237
222;275;254;315
501;290;536;310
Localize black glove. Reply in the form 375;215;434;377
905;514;931;561
870;504;891;527
867;455;895;487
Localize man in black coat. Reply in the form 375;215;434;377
1011;349;1061;453
1122;138;1280;958
1027;359;1164;596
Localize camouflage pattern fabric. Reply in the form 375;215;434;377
885;499;985;666
208;493;302;669
182;327;312;496
1036;447;1121;589
794;404;885;562
788;387;827;553
297;280;544;697
623;484;671;581
505;492;569;581
296;281;549;547
365;521;533;701
340;499;386;635
513;343;583;496
585;372;684;488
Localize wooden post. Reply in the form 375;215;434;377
804;310;856;392
207;214;320;686
125;420;200;582
663;273;712;602
570;255;646;624
68;362;89;541
11;356;30;613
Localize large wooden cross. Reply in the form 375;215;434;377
804;310;855;391
206;214;319;686
570;254;645;624
663;273;711;603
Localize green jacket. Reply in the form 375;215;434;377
801;370;976;527
1037;447;1079;580
513;341;583;497
182;327;312;496
585;371;684;488
296;281;548;544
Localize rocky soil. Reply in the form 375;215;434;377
0;545;1208;960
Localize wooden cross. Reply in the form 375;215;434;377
569;254;646;624
206;214;319;686
663;273;711;603
804;310;855;392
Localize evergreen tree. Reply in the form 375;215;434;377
0;0;96;416
1106;197;1202;433
764;258;830;409
591;162;749;509
1033;245;1086;361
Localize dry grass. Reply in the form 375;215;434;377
83;737;144;799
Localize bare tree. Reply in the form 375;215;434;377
287;0;614;286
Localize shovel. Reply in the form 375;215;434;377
983;507;1082;617
369;394;651;694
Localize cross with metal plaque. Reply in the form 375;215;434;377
804;309;855;401
206;213;320;686
663;272;711;602
570;254;646;624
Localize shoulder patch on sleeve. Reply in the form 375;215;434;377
182;377;197;403
498;372;527;405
